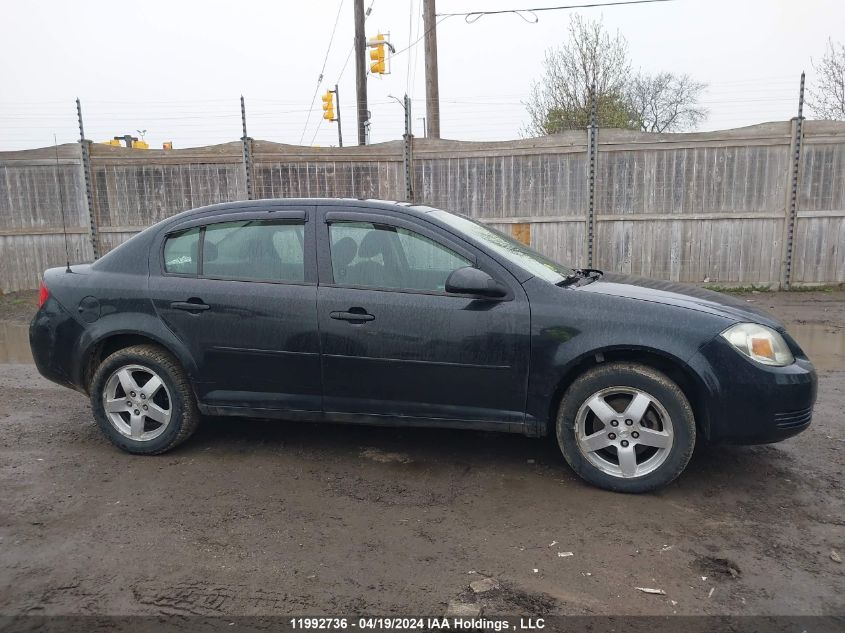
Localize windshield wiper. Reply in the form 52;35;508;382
556;268;603;287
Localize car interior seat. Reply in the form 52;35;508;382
347;230;403;288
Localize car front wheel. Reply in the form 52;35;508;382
556;362;696;493
90;344;200;454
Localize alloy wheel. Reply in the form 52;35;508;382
574;386;674;479
102;364;172;441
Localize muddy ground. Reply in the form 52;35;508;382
0;290;843;617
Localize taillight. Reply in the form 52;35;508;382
38;281;49;308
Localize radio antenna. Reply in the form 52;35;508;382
53;134;72;273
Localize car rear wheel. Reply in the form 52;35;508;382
556;362;695;493
90;344;199;454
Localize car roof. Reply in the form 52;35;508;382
167;198;439;225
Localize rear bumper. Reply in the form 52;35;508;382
689;337;817;445
29;298;86;392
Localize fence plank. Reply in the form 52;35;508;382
1;122;844;293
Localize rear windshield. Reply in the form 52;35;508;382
429;210;574;284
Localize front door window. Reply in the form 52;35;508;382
328;222;471;293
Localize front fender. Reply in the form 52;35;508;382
523;277;731;434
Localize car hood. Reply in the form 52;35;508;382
576;273;782;329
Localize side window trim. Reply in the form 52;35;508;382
197;226;206;277
169;209;307;233
323;212;478;265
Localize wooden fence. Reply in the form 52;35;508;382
1;121;843;293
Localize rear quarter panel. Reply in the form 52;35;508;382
39;257;198;392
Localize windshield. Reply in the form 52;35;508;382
429;210;575;284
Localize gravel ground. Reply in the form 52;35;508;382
0;291;842;617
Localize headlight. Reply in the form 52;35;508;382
720;323;794;366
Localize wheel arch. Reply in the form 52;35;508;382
79;329;197;395
545;346;712;442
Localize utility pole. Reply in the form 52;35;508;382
423;0;440;139
354;0;368;145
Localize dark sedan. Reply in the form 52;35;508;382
29;199;817;492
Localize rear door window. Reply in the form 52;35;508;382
202;220;305;283
163;228;200;275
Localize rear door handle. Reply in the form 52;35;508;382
330;310;374;322
171;301;210;312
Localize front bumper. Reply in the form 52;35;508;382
689;335;817;445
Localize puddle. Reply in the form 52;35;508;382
789;323;845;371
0;321;33;364
0;319;841;370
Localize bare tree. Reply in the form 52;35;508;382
524;14;637;136
627;72;708;132
808;39;845;120
524;14;707;136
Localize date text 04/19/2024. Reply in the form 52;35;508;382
289;617;546;630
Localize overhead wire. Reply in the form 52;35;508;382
405;0;414;95
436;0;677;23
410;0;422;100
299;0;345;145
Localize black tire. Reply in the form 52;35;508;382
90;344;200;454
556;362;695;493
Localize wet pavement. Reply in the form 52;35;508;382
0;321;31;364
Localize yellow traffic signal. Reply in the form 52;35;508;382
321;90;335;121
369;33;386;74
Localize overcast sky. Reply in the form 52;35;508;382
1;0;842;150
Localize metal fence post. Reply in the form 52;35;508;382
76;98;100;259
781;72;805;289
240;95;255;200
333;84;344;148
585;84;597;268
403;94;415;202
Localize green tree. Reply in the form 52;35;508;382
525;14;636;135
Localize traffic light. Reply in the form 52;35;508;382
369;33;386;74
321;90;335;121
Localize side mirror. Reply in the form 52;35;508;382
445;266;508;299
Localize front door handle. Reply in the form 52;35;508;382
171;300;210;312
330;310;374;322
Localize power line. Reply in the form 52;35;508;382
406;0;415;94
299;0;345;144
437;0;677;22
410;0;423;99
391;15;450;58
